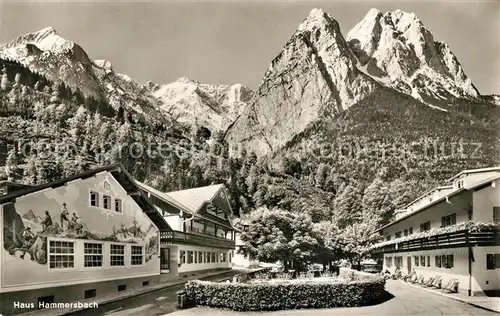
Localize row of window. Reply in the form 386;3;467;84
90;191;122;213
385;254;455;269
387;214;458;240
48;240;143;269
388;227;413;241
180;250;231;265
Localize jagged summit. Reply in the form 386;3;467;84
347;8;479;101
226;7;379;153
94;59;113;73
297;8;330;31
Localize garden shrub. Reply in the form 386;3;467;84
185;269;386;311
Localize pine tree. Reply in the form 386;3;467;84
5;143;22;182
24;156;38;186
0;66;9;90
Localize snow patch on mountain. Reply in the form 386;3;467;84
347;9;480;103
153;78;252;131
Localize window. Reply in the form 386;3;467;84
131;246;143;265
409;227;413;235
404;229;408;236
441;213;456;227
198;251;203;264
441;254;454;269
385;235;391;241
90;191;99;207
415;256;419;266
386;257;392;267
49;240;74;269
103;195;111;210
420;255;425;267
448;255;454;268
194;251;198;264
419;221;430;232
212;252;217;263
180;250;186;264
84;289;96;299
187;251;193;264
457;180;464;189
427;256;430;267
494;207;500;223
115;199;122;213
395;231;402;239
110;244;125;266
229;253;232;263
118;285;127;291
395;256;403;269
486;254;500;270
221;253;227;263
84;243;103;267
206;251;211;263
435;255;442;268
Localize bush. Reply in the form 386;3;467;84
185;270;386;311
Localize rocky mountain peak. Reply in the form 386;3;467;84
347;8;479;101
226;8;379;154
94;59;114;73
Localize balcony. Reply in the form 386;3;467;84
371;228;500;254
160;231;236;249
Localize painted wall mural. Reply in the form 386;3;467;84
2;172;159;284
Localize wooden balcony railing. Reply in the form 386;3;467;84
371;229;500;254
160;231;236;249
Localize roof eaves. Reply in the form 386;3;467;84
376;187;467;232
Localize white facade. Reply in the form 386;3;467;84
377;167;500;296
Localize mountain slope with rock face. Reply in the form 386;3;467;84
347;9;479;104
225;8;499;156
0;27;250;132
152;77;253;131
225;9;380;153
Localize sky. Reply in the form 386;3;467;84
0;0;499;95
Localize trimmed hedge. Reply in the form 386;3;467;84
185;270;386;311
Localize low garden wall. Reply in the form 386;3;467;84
184;268;386;311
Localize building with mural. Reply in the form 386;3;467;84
137;182;236;277
371;166;500;296
0;164;170;315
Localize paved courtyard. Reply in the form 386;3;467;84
167;280;499;316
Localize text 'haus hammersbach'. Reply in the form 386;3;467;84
0;163;237;316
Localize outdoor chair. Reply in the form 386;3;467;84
409;273;418;283
321;271;332;278
442;279;459;293
431;276;442;289
417;275;425;284
424;276;436;287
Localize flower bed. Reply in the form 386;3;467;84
184;269;386;311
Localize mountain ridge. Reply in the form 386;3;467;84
224;8;499;156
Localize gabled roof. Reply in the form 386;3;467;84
136;181;192;214
447;166;500;182
377;175;500;233
166;184;226;214
0;163;172;231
